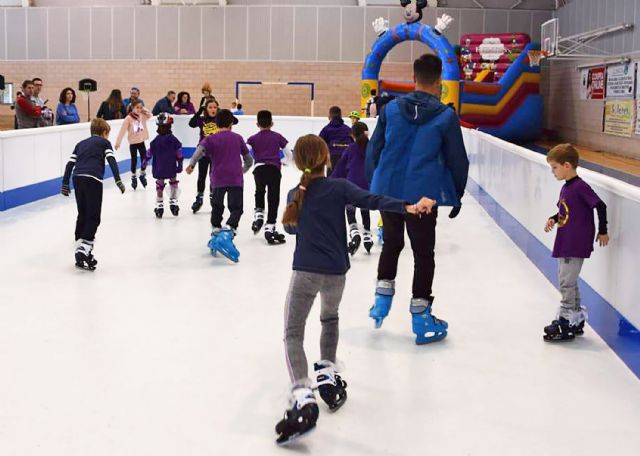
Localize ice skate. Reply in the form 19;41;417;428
139;172;148;188
411;297;448;345
369;280;395;328
154;200;164;218
314;361;347;412
543;317;576;342
169;198;179;216
75;240;97;271
265;224;286;245
275;386;319;445
191;193;203;213
347;223;361;256
252;208;265;234
363;230;374;254
571;306;588;336
131;175;138;190
207;227;240;263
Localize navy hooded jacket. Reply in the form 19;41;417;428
319;118;353;158
365;91;469;207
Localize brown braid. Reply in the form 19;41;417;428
282;135;330;226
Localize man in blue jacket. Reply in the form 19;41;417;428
365;53;469;345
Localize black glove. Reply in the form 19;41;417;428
61;183;70;196
116;180;126;194
449;206;461;219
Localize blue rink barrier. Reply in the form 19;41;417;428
0;147;195;211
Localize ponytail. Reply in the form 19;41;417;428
282;135;330;226
352;121;369;148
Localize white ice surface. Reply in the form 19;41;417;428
1;166;640;456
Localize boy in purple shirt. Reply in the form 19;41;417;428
543;144;609;342
247;110;292;245
186;110;254;263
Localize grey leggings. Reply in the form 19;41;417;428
283;271;346;384
558;257;584;319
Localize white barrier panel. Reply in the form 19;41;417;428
464;128;640;329
0;115;379;196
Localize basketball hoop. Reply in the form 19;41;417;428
527;50;543;67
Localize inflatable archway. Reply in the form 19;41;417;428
361;22;460;116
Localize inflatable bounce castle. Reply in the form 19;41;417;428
361;5;543;143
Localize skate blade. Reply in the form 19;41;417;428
372;317;384;329
75;262;96;271
217;248;240;263
276;425;316;446
543;334;575;342
415;332;447;345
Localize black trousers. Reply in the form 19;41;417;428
377;209;438;300
196;156;211;195
129;142;147;173
253;165;281;224
73;176;103;242
346;205;371;231
211;186;244;230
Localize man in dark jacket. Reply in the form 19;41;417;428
319;106;354;172
366;53;469;345
152;91;176;116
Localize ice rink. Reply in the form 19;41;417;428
1;166;640;456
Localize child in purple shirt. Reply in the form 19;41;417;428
543;144;609;342
186;109;253;263
332;121;373;255
319;106;353;172
144;113;183;218
247;110;292;245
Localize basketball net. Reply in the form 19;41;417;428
527;50;543;67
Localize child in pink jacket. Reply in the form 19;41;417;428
115;100;153;190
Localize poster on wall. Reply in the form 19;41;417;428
580;67;605;99
636;99;640;135
603;99;635;137
606;62;636;99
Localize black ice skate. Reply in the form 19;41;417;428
139;173;148;188
154;201;164;218
252;208;265;234
265;224;286;245
169;198;179;216
75;251;97;271
131;175;138;190
543;317;576;342
275;386;319;445
348;223;361;256
191;193;203;213
363;230;374;254
314;361;348;412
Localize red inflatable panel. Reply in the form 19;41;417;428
459;33;531;82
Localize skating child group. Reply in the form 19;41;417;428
60;54;610;445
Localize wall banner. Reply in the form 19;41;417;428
581;67;606;100
604;99;635;137
606;62;636;99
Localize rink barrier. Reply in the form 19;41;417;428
465;128;640;379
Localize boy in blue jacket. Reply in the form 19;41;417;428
365;53;469;345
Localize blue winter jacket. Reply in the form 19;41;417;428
365;91;469;207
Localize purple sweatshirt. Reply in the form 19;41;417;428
319;118;353;158
189;114;218;141
174;101;196;115
332;141;368;190
247;129;288;170
199;130;250;188
145;134;183;179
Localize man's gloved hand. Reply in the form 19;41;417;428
449;206;461;219
116;180;126;194
372;17;389;37
435;14;453;35
61;184;70;196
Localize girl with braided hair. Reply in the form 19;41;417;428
275;134;435;445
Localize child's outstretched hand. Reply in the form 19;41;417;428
185;164;194;175
544;218;556;232
597;233;609;247
416;197;436;214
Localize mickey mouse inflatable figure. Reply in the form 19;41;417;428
372;2;453;37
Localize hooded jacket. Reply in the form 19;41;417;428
332;141;368;190
365;91;469;207
319;118;353;158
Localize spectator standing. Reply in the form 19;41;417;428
174;91;196;115
32;77;53;126
199;82;214;111
123;87;144;112
234;103;245;115
15;80;43;129
96;90;127;120
56;88;80;126
152;91;176;116
31;77;45;107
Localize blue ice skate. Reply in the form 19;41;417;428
208;228;240;263
369;280;395;328
411;297;448;345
